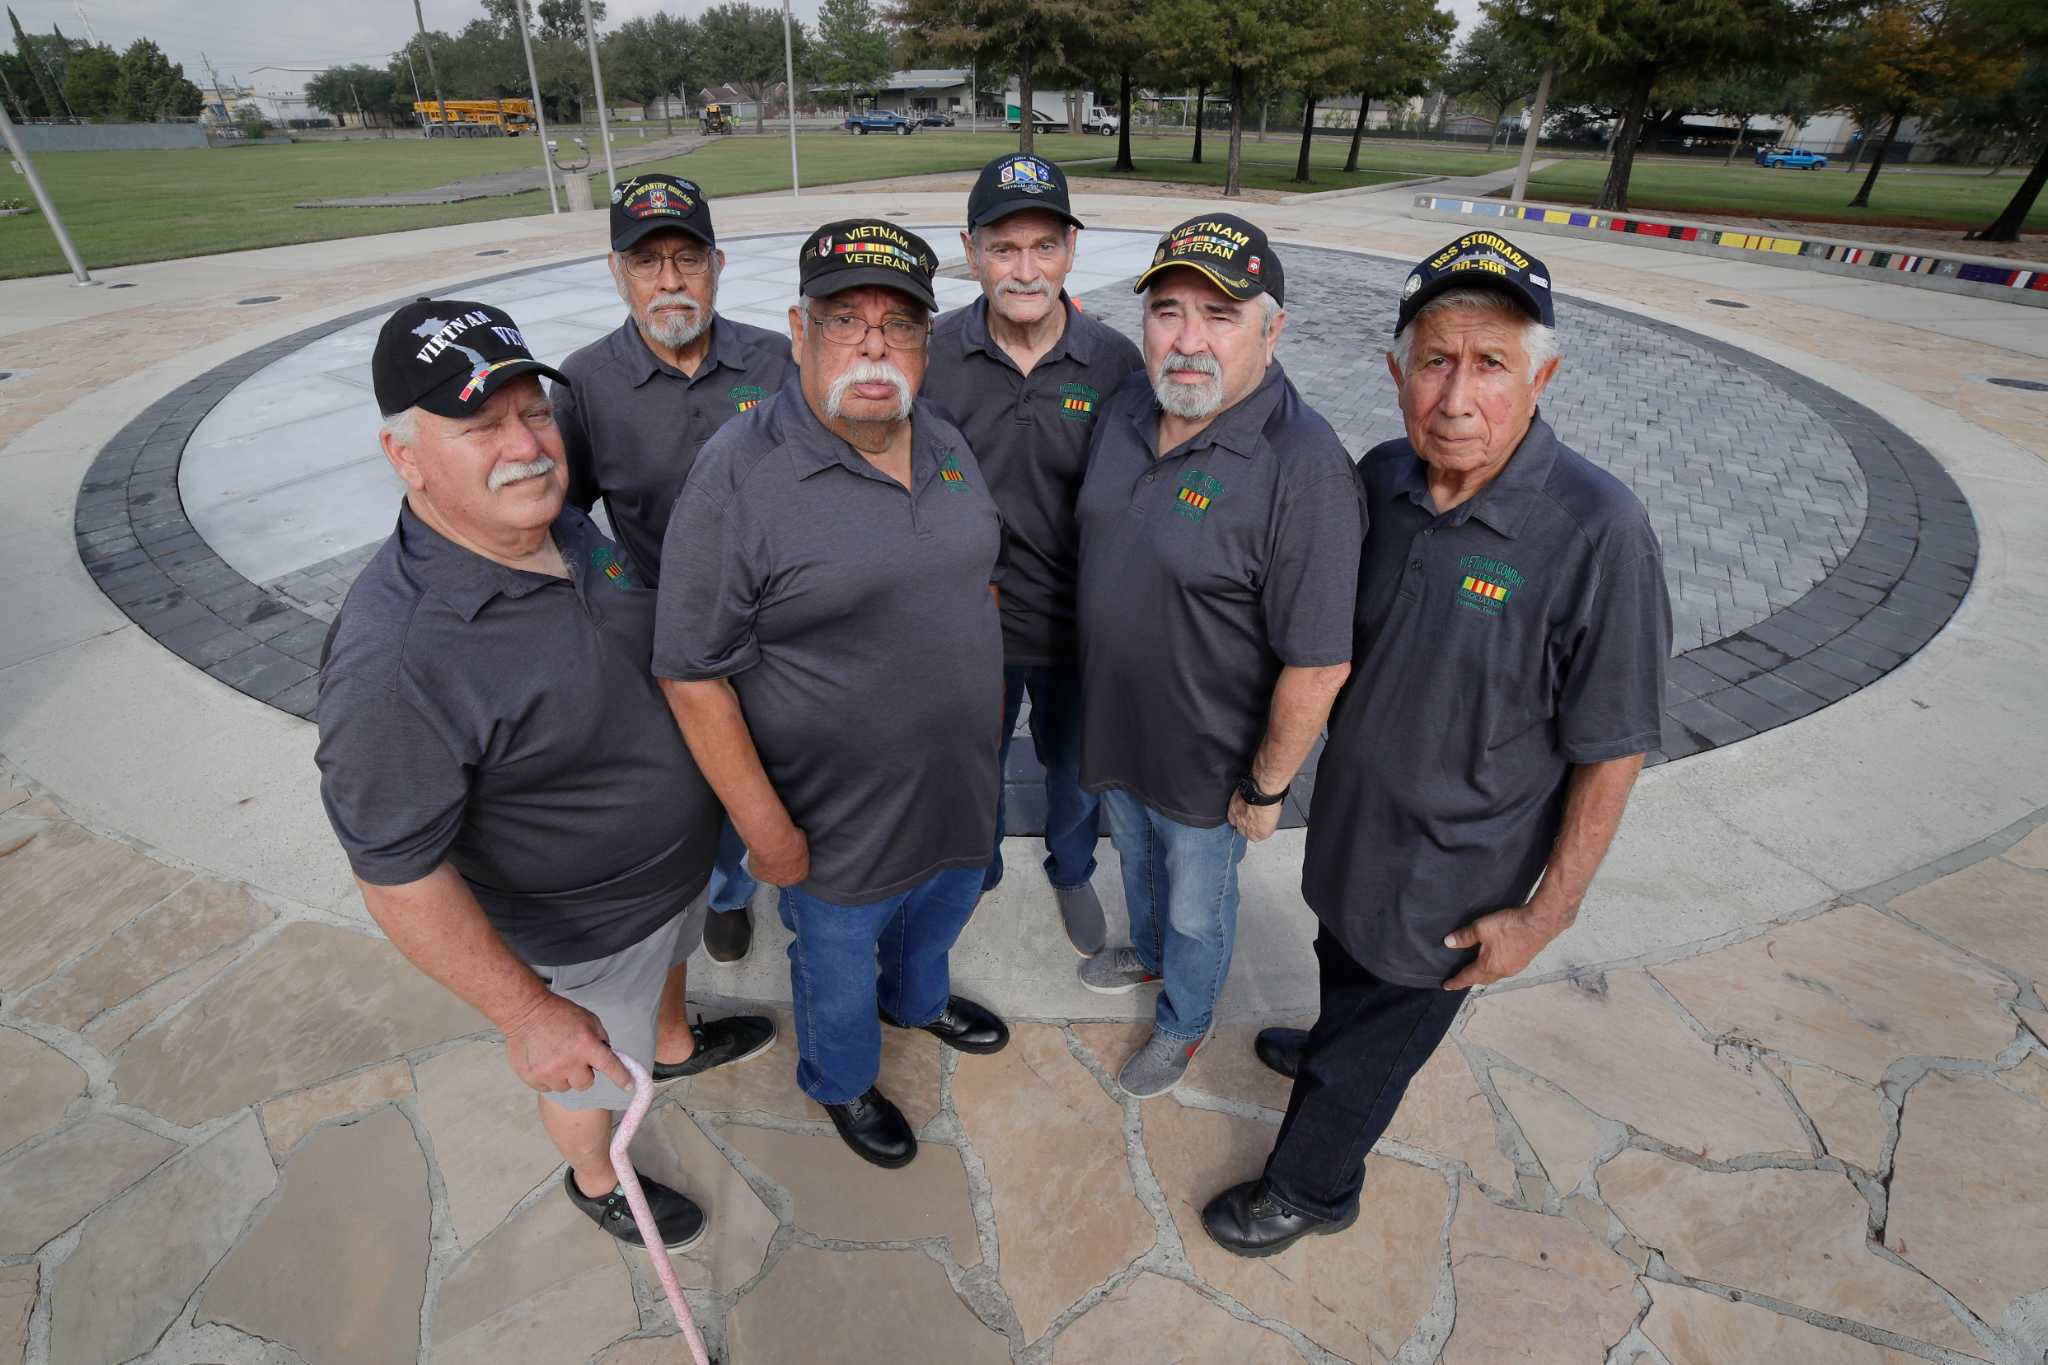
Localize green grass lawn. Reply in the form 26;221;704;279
0;129;1510;279
1516;157;2048;233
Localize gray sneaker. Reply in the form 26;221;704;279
1118;1028;1203;1098
1078;945;1162;995
1055;883;1107;957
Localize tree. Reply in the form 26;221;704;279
605;14;697;132
699;2;805;133
1820;0;2015;210
1446;17;1541;148
814;0;891;112
1491;0;1824;213
60;41;119;120
890;0;1087;154
112;38;201;121
1145;0;1315;194
8;8;62;119
1335;0;1455;172
307;63;402;126
1697;67;1808;162
1965;0;2048;239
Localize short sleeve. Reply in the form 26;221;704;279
652;478;766;681
1262;471;1365;667
315;673;469;885
1557;547;1671;763
551;378;598;513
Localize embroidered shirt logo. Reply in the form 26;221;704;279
1174;469;1224;522
1454;553;1523;616
1058;382;1099;422
937;452;969;489
729;383;764;413
588;545;634;589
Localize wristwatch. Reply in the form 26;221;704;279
1236;775;1288;807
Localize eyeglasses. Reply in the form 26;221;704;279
805;311;930;350
620;247;713;279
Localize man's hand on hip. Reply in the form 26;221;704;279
1440;903;1572;991
503;994;633;1093
748;823;811;887
1227;790;1283;842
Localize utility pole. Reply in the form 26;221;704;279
1511;63;1552;201
513;0;558;213
411;0;449;137
0;96;93;282
579;0;615;194
780;0;799;197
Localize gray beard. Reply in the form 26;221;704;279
1151;353;1225;419
641;299;711;350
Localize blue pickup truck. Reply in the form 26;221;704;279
1759;147;1828;170
845;110;914;135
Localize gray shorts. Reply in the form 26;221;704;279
535;893;707;1112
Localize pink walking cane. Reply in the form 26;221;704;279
609;1050;714;1365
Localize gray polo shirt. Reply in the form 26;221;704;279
1076;362;1363;827
552;315;794;586
316;502;721;967
923;296;1144;667
652;388;1006;906
1302;415;1671;988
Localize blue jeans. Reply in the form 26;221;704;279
1102;789;1247;1042
775;865;985;1104
984;664;1100;893
708;816;757;913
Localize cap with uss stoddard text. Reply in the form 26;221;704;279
372;298;568;419
798;218;939;311
1132;213;1284;308
966;152;1083;231
1395;231;1553;334
610;173;715;251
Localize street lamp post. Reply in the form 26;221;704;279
514;0;560;213
580;0;617;196
781;0;799;197
0;97;95;284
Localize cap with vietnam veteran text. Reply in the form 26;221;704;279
798;219;940;312
371;298;568;419
610;173;715;251
1132;213;1284;308
966;153;1084;231
1395;232;1553;334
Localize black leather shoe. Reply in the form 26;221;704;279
563;1167;706;1250
1201;1178;1357;1258
822;1087;916;1169
703;902;753;963
1255;1026;1309;1080
885;995;1009;1055
651;1013;777;1084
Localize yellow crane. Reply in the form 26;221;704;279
413;99;539;137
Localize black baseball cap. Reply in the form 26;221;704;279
610;174;715;251
372;298;567;419
1132;213;1284;308
1396;232;1553;334
798;219;939;311
966;153;1083;231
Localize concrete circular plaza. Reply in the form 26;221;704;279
2;181;2046;1365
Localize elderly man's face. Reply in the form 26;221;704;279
1142;271;1283;422
962;210;1075;330
381;376;566;536
787;285;931;428
1390;303;1557;477
611;228;724;351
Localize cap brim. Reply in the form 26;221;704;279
970;197;1084;232
612;217;715;252
1397;273;1544;333
802;267;937;312
1132;258;1264;302
414;358;569;418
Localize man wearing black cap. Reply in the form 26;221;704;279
550;172;795;966
922;154;1144;958
316;298;776;1255
1203;232;1669;1256
654;221;1012;1169
1074;214;1363;1101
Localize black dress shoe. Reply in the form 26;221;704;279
563;1167;707;1249
1255;1026;1309;1080
651;1013;777;1084
822;1087;916;1169
1201;1178;1357;1258
884;995;1009;1055
703;902;753;963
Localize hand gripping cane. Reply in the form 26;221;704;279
609;1051;714;1365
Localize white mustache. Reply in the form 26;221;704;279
1160;350;1221;378
825;360;913;421
997;280;1053;300
488;455;556;491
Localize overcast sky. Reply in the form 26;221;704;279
14;0;1486;98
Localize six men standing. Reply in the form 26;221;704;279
316;159;1665;1261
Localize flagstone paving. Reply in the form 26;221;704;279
2;778;2047;1363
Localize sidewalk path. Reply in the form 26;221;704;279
298;132;711;208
